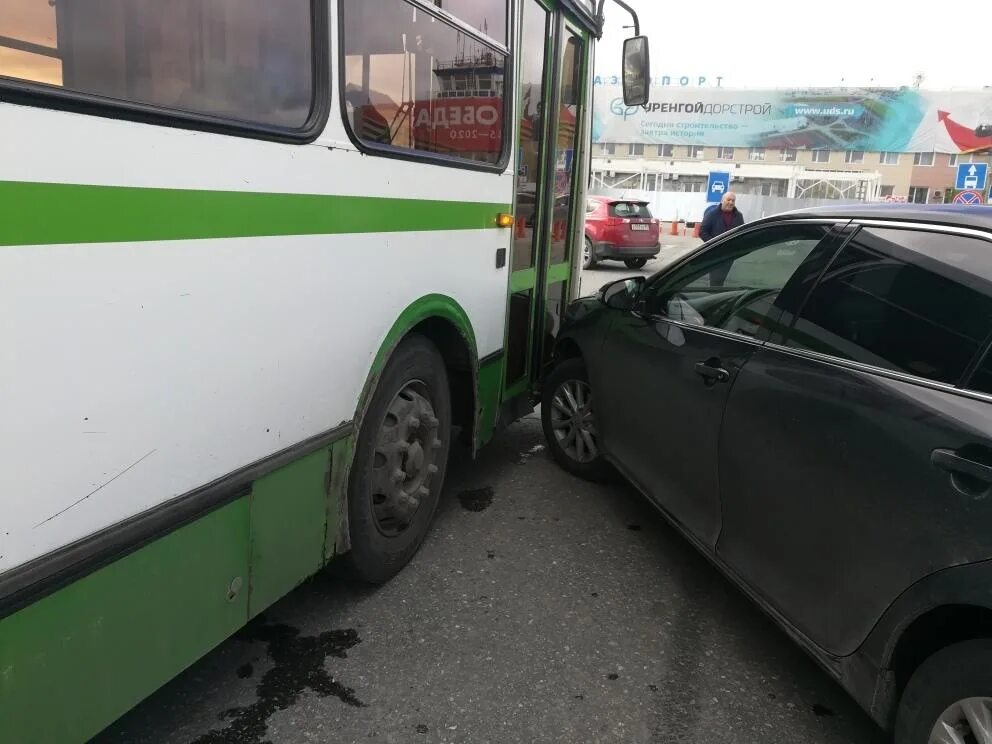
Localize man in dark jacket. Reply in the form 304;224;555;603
699;192;744;241
699;192;744;287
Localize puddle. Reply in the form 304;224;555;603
194;620;364;743
458;486;494;512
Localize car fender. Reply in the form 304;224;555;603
847;557;992;727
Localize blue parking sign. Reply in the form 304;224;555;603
956;162;988;191
706;171;731;203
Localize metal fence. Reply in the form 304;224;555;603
587;186;855;224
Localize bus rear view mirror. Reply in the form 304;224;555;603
622;36;650;107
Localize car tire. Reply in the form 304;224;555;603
894;639;992;744
624;258;648;269
342;334;451;585
541;357;613;482
583;237;597;269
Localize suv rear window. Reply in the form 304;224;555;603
609;202;651;218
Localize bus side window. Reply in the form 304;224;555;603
340;0;509;166
0;0;315;130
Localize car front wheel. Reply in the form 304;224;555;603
895;640;992;744
541;357;612;482
624;258;648;269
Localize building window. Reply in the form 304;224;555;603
718;147;734;159
604;143;616;155
630;143;644;156
1;0;316;130
749;147;766;161
914;152;935;166
688;145;705;158
949;154;959;166
845;151;865;164
879;185;895;197
908;186;928;203
811;150;830;163
880;152;900;165
660;144;675;157
780;148;797;162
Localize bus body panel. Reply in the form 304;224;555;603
0;0;602;737
1;100;513;576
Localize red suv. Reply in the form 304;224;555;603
583;196;661;270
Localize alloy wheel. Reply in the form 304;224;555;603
549;378;599;463
930;697;992;744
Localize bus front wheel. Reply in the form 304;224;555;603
344;334;452;584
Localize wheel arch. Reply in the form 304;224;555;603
889;604;992;699
850;558;992;730
553;336;584;363
359;294;479;445
335;294;480;554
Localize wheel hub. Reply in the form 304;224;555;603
549;378;599;464
370;383;442;537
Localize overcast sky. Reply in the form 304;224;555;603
596;1;992;90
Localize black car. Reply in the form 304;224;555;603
541;204;992;744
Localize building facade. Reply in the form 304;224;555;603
591;143;992;204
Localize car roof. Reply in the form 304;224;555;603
769;203;992;231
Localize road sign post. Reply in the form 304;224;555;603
706;171;731;203
955;162;988;192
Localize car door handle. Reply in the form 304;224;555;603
695;361;730;385
931;449;992;484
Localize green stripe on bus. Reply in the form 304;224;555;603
0;181;510;247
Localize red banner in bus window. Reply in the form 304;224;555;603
412;97;504;155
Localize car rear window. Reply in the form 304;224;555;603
609;202;651;218
783;227;992;386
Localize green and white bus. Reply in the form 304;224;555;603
0;0;647;739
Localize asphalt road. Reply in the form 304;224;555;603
96;413;888;744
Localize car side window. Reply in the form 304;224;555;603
781;227;992;386
642;224;833;337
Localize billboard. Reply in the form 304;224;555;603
592;85;992;153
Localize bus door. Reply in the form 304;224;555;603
504;0;588;405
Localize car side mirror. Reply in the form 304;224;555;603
598;276;645;310
622;36;650;107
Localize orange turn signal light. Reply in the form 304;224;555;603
496;212;514;228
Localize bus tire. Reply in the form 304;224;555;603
344;334;452;585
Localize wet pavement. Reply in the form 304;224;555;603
95;414;887;744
